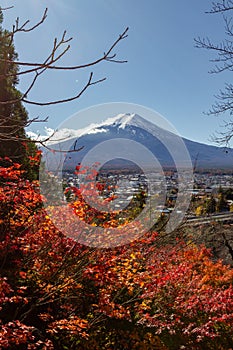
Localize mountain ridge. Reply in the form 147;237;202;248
41;113;233;171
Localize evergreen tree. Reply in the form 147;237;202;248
205;195;216;214
0;8;37;177
216;193;228;212
0;10;28;159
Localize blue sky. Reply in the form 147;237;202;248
1;0;231;145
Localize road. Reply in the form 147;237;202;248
185;212;233;226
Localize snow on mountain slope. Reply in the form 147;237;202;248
45;113;174;144
41;113;233;170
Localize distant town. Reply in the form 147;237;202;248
62;168;233;220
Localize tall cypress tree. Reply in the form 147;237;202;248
0;8;31;165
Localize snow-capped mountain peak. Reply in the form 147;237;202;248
40;112;233;170
98;113;175;140
98;113;136;129
96;113;164;134
41;113;169;145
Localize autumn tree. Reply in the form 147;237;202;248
195;0;233;145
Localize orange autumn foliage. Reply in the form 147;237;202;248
0;159;233;349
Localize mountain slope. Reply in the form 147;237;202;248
42;113;233;171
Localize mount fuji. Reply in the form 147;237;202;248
42;113;233;171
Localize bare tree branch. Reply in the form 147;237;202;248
0;7;128;150
13;8;48;33
207;0;233;13
0;27;128;73
22;72;106;106
210;120;233;144
0;24;128;106
195;1;233;145
1;6;14;11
